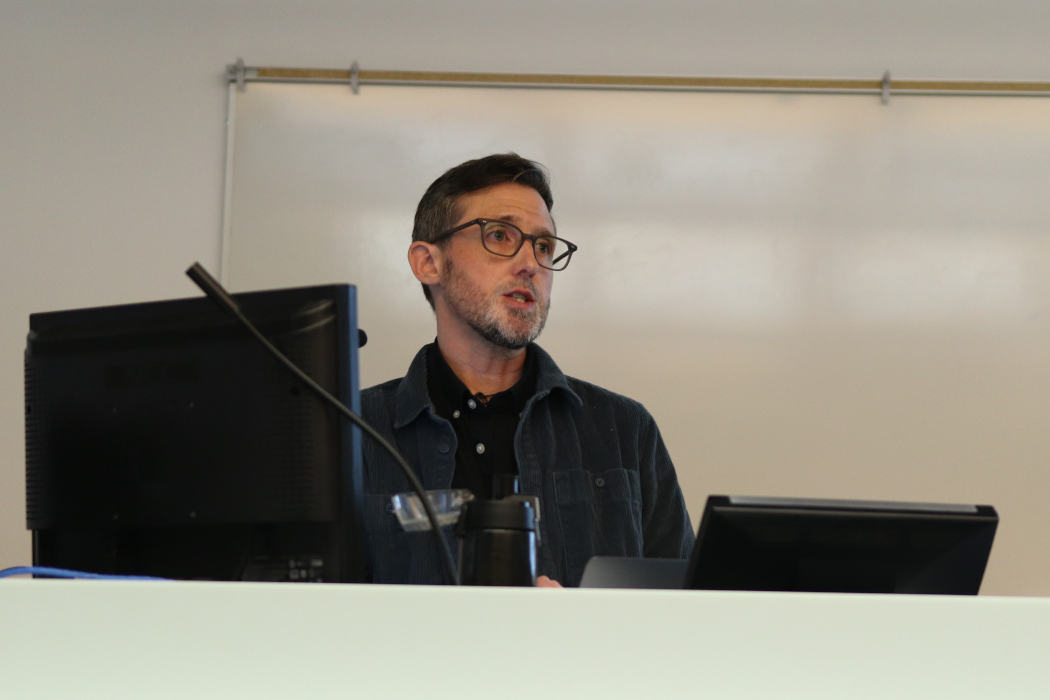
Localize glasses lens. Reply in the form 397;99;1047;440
533;236;559;268
480;221;522;256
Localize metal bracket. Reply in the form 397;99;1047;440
350;61;360;95
227;57;247;92
881;71;891;105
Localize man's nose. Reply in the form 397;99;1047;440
511;238;541;274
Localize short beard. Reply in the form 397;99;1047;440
442;256;549;350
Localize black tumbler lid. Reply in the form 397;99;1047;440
457;499;537;533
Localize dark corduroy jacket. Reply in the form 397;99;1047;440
360;344;695;587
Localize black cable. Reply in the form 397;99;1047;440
185;263;460;585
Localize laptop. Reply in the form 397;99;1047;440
580;495;998;594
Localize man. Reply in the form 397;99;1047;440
360;153;694;586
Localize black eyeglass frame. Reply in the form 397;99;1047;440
432;218;578;271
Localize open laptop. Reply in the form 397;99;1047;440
580;495;998;594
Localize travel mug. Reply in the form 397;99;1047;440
455;498;538;586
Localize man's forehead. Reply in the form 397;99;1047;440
457;184;555;230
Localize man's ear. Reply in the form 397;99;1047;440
408;240;442;286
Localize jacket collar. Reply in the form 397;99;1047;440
529;343;582;408
392;343;580;429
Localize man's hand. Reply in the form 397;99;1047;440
536;575;562;588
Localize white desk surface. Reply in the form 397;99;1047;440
1;579;1048;699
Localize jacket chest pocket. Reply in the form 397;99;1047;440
552;468;643;586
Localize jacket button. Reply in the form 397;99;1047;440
595;476;606;488
438;443;450;454
384;502;395;513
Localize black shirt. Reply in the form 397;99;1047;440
426;343;538;500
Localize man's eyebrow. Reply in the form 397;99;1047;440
493;214;556;235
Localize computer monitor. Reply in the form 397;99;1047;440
25;284;367;583
685;496;998;594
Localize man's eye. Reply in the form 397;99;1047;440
487;229;507;242
535;238;555;256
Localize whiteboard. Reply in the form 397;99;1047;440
225;82;1050;595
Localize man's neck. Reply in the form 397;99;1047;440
435;332;527;396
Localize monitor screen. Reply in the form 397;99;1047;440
685;495;998;594
25;284;366;583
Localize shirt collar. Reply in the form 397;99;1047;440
426;342;468;418
393;342;579;429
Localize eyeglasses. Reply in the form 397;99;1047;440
433;218;578;271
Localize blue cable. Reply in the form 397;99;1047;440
0;566;169;581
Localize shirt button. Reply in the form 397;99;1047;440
467;399;477;409
438;443;450;454
595;476;606;488
475;443;486;454
452;410;461;419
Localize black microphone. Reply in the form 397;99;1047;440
185;263;459;585
186;263;244;318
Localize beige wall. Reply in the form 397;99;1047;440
226;84;1050;596
2;0;1049;590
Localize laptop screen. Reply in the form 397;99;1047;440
684;495;998;594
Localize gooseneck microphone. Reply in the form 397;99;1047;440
186;263;460;586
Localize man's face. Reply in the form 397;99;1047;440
437;182;555;350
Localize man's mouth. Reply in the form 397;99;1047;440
505;290;535;304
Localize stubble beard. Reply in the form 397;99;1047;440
441;256;550;350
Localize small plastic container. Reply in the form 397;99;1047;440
389;489;474;532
